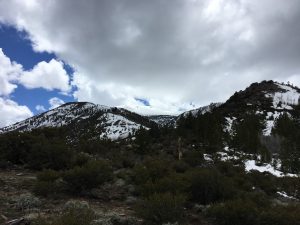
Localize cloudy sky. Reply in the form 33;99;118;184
0;0;300;127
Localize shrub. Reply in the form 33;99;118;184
172;160;190;173
186;168;235;204
71;152;90;167
133;159;171;185
260;204;300;225
247;170;277;195
32;201;95;225
37;169;62;182
27;142;72;170
33;170;64;197
63;160;113;194
183;150;204;167
136;192;186;225
15;194;41;211
277;177;300;199
207;198;259;225
139;173;189;197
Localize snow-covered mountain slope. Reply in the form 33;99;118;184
265;83;300;110
0;102;155;140
179;102;223;118
219;81;300;136
1;81;299;140
174;81;300;137
147;103;223;127
147;115;177;127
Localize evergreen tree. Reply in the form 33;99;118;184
273;113;300;173
231;114;264;154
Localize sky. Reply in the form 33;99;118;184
0;0;300;127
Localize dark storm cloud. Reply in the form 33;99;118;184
0;0;300;114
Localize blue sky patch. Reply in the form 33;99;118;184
0;24;75;114
135;98;150;106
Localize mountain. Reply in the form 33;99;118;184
1;80;299;141
0;102;156;140
216;80;300;136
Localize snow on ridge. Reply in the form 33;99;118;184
181;102;223;118
266;83;300;110
98;113;147;140
0;101;150;141
0;102;105;133
148;115;176;127
95;104;111;111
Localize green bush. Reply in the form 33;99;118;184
37;169;62;182
33;170;64;197
71;152;90;167
183;150;204;167
247;170;277;195
32;204;95;225
63;160;113;194
260;204;300;225
186;168;235;204
136;192;186;225
207;198;259;225
133;159;171;185
139;173;189;197
208;198;300;225
27;142;72;170
277;177;300;199
172;160;190;173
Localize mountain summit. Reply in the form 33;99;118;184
0;102;156;140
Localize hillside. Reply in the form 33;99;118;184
1;80;300;225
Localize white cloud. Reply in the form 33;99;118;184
49;97;65;109
0;48;23;96
35;104;46;112
0;49;71;126
1;0;300;114
0;98;33;127
19;59;70;93
0;49;34;127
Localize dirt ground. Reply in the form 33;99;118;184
0;168;135;224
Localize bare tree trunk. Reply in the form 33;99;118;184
177;137;182;160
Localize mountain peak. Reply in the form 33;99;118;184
0;102;156;140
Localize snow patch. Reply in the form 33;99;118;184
265;83;300;110
263;111;283;136
98;113;147;140
181;103;222;118
277;191;298;200
224;117;236;134
245;160;298;177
